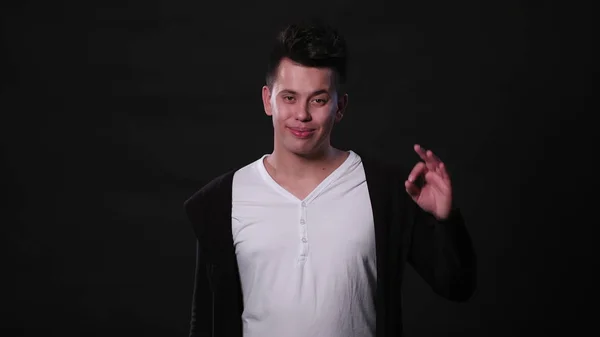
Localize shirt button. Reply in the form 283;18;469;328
301;202;306;207
302;238;307;243
300;219;305;225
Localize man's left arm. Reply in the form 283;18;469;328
404;144;477;302
408;203;477;302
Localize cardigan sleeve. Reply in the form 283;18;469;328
407;204;478;302
184;193;214;337
188;241;214;337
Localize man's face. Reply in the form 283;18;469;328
262;58;347;157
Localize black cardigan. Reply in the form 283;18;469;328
184;153;477;337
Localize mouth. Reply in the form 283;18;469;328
287;127;315;139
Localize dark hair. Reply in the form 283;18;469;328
265;19;348;91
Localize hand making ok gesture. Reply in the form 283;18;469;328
405;144;453;220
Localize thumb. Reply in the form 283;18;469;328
405;179;420;199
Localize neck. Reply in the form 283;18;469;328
267;143;344;179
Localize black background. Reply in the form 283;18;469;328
2;0;594;336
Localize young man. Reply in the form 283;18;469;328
184;19;477;337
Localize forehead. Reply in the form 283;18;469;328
272;58;335;92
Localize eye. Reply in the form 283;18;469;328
313;98;328;104
283;96;295;102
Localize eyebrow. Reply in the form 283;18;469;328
280;89;330;96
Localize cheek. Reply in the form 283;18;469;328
317;109;337;126
272;104;292;121
270;106;286;129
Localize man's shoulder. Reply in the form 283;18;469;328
184;171;238;216
184;170;235;209
182;166;243;245
183;158;260;212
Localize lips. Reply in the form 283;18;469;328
287;127;315;139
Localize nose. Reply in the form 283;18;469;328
294;103;311;122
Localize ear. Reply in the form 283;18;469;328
335;93;348;122
262;86;273;116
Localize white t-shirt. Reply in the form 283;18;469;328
231;151;377;337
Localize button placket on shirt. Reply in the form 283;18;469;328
299;201;309;259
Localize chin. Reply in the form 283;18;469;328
285;143;326;158
287;146;314;156
281;142;311;155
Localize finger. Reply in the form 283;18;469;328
405;179;420;198
425;171;451;193
407;161;427;183
414;144;441;169
424;149;440;171
438;162;451;182
413;144;428;161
